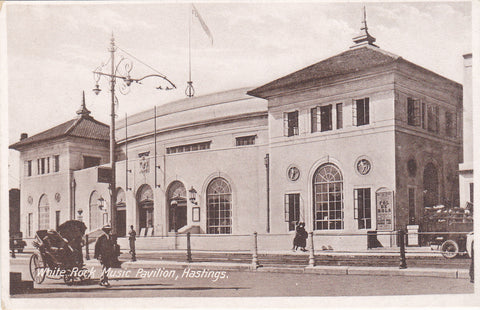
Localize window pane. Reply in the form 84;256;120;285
320;105;332;132
207;178;232;234
313;164;343;230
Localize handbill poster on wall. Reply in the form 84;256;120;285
376;189;393;231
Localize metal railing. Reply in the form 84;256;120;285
79;230;472;270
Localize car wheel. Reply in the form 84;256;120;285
441;240;459;259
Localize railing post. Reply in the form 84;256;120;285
251;232;259;269
174;232;178;250
399;230;407;269
186;232;192;263
308;232;315;267
85;234;90;260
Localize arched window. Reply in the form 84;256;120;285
89;191;104;231
313;163;344;230
207;178;232;234
38;194;50;230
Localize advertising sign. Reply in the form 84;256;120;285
376;190;394;230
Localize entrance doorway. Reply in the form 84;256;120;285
137;185;154;233
116;209;126;237
167;181;187;232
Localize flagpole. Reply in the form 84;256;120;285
185;4;194;97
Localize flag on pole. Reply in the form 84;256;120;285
192;4;213;45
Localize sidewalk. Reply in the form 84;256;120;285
81;258;470;280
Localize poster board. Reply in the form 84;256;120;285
376;189;394;231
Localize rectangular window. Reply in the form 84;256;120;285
421;102;426;129
285;111;299;137
284;193;300;231
427;104;439;133
311;107;318;133
445;111;457;137
354;188;371;229
54;155;60;172
166;141;211;154
47;157;50;173
25;160;32;177
37;159;40;175
336;103;343;129
407;98;421;126
28;213;33;237
83;156;101;169
55;211;61;230
40;158;46;174
236;135;256;146
408;187;416;225
354;98;370;126
320;105;332;132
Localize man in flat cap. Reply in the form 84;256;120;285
94;225;114;287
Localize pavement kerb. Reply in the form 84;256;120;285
80;259;470;279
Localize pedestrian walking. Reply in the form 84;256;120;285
94;225;115;287
292;222;308;252
128;225;137;262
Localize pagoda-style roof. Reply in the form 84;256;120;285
10;94;109;150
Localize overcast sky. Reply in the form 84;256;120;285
4;1;473;188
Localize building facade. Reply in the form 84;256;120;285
10;25;463;250
459;53;473;210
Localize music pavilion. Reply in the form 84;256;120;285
11;23;463;251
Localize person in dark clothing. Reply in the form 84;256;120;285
470;241;474;283
292;222;308;252
128;225;137;262
94;225;114;287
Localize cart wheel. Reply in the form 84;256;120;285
29;253;46;284
441;240;459;259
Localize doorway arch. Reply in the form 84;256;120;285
167;181;187;232
89;191;104;231
137;184;154;232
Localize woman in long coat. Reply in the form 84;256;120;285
293;222;308;252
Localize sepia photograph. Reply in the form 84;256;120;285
1;0;478;308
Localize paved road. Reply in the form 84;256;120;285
10;257;473;298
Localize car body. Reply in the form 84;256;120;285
10;231;27;253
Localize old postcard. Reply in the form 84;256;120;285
1;1;478;309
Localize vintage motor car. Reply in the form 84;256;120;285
10;231;27;253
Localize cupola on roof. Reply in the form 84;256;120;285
351;6;378;49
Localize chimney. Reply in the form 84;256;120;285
20;133;28;140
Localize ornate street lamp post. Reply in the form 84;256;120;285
92;34;176;235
